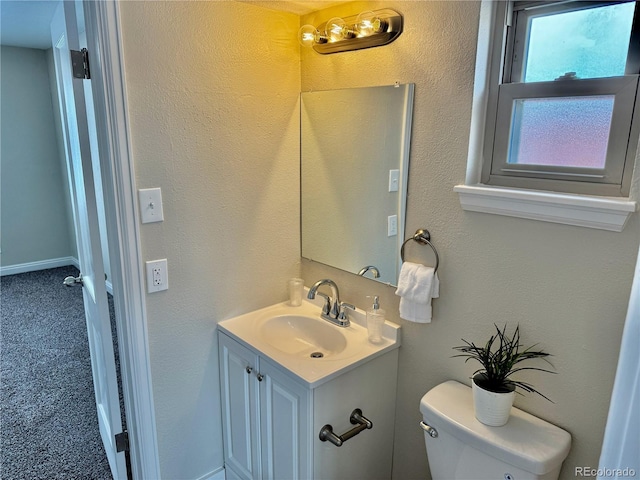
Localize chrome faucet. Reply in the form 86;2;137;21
307;279;355;327
358;265;381;278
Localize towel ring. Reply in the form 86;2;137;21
400;228;440;273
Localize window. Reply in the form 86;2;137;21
482;1;640;196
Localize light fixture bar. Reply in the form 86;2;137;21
312;9;403;55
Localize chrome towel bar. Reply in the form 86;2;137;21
319;408;373;447
400;228;440;273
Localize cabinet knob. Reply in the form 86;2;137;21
246;366;253;375
256;373;264;382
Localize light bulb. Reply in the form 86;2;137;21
298;24;326;47
325;17;353;42
355;11;388;37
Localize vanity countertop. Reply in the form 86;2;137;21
218;294;401;388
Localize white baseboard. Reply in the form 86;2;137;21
0;256;79;276
195;466;225;480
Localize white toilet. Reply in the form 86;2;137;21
420;381;571;480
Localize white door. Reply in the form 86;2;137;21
50;2;127;478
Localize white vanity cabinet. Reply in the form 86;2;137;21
218;330;399;480
219;332;312;480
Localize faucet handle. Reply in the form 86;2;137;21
315;292;331;315
338;302;356;321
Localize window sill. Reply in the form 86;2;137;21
454;184;636;232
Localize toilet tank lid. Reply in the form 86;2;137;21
420;381;571;475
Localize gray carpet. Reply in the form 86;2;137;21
1;266;117;479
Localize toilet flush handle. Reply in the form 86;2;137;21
420;421;438;438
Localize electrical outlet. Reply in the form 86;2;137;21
152;267;162;286
388;215;398;236
146;259;168;293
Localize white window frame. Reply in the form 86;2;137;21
455;0;639;231
490;76;638;195
485;0;640;196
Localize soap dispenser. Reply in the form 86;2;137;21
366;296;385;344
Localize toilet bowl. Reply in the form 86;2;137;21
420;381;571;480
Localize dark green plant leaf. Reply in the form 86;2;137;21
452;323;555;402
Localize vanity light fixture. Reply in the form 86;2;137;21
298;8;403;55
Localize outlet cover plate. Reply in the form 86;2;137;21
146;259;168;293
388;215;398;236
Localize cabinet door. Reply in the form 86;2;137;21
219;333;261;480
258;359;312;480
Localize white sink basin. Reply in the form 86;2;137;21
218;293;401;387
259;314;348;357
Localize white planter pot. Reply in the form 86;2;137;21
472;377;516;426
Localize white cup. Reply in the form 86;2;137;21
288;278;304;307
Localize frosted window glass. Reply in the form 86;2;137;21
524;2;634;82
508;96;615;168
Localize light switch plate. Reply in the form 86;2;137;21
388;169;400;192
139;188;164;224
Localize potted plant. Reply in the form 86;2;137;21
452;324;555;426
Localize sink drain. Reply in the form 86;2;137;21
310;352;324;358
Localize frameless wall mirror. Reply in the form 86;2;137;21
301;83;415;286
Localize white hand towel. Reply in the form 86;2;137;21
395;262;439;323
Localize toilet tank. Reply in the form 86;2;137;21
420;381;571;480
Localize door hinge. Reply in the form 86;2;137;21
71;48;91;79
115;431;129;453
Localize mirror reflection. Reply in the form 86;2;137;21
301;84;415;286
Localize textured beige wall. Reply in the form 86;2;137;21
119;2;300;477
300;2;640;479
118;0;639;478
